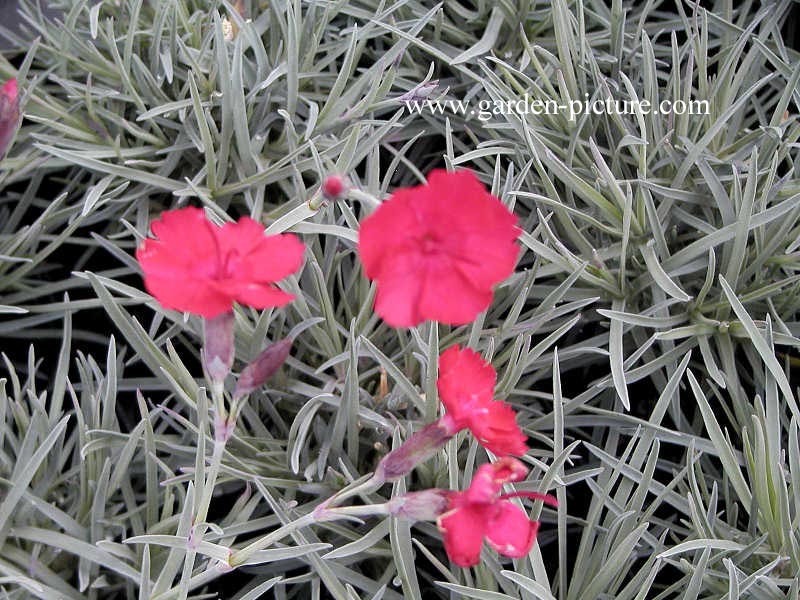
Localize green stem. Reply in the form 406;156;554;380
195;437;225;527
348;188;381;210
323;503;391;519
227;503;391;568
318;472;383;509
195;386;233;530
227;513;316;567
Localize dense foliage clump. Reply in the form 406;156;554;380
2;1;800;598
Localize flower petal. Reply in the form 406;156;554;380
485;502;539;559
438;346;497;398
416;259;494;325
358;188;425;280
485;457;530;485
437;346;497;423
0;78;19;159
452;234;519;290
225;281;295;310
135;208;304;316
136;208;231;315
464;457;529;504
469;401;529;456
216;217;305;283
141;275;232;317
142;207;221;276
438;504;488;568
371;250;426;327
424;169;519;288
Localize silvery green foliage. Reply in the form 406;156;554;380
1;0;800;598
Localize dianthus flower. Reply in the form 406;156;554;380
136;207;305;318
438;457;556;567
437;345;529;456
375;345;528;482
384;458;556;567
358;169;520;327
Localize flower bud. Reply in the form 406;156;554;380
202;312;235;384
0;78;20;160
321;175;348;200
387;489;452;522
396;80;439;103
374;419;453;482
233;337;292;399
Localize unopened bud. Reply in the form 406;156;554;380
375;419;453;482
387;489;452;522
321;175;349;201
233;337;292;399
396;80;439;103
202;312;235;384
0;78;20;160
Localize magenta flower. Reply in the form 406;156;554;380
438;457;556;567
437;346;529;456
358;169;520;327
135;207;305;318
375;345;529;482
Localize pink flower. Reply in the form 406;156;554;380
438;346;529;456
136;207;305;317
0;78;20;159
358;169;520;327
374;345;528;483
438;457;556;567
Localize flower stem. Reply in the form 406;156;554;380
227;513;316;567
195;387;234;530
195;436;225;526
227;503;391;568
320;503;391;520
347;188;381;211
315;472;384;511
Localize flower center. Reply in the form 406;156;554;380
420;232;440;254
220;249;241;278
